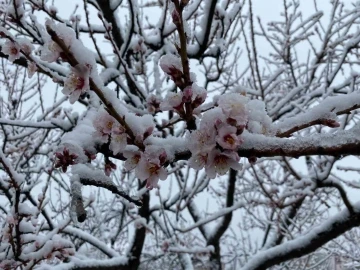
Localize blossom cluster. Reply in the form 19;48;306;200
92;109;168;189
128;146;168;190
188;93;272;178
188;94;246;178
0;33;36;77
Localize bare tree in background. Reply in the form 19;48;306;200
2;0;360;269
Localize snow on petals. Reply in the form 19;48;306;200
41;20;76;63
160;91;184;111
17;38;34;55
40;39;62;62
159;54;182;75
62;64;90;104
93;109;116;143
217;93;248;127
92;108;128;155
124;150;141;171
1;40;21;62
159;54;184;86
109;123;128;155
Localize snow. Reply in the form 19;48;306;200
274;91;360;134
3;1;360;269
39;257;128;270
240;202;360;270
72;163;113;185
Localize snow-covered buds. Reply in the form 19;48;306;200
160;54;184;88
91;108;169;189
159;54;207;122
159;83;207;116
41;19;76;63
217;93;248;130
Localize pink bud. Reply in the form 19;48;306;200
183;86;193;103
323;119;340;128
172;9;181;25
248;156;257;164
143;126;154;140
161;241;170;252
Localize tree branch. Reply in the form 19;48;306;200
240;202;360;270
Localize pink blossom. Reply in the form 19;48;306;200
40;39;62;62
135;147;167;190
124;150;141;171
160;91;183;111
188;152;208;170
62;64;90;104
218;93;248;126
0;260;17;270
1;40;21;62
54;148;78;172
189;128;216;155
205;149;242;179
93;110;116;143
136;159;167;189
200;107;226;130
110;123;127;155
17;37;34;55
216;125;242;150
